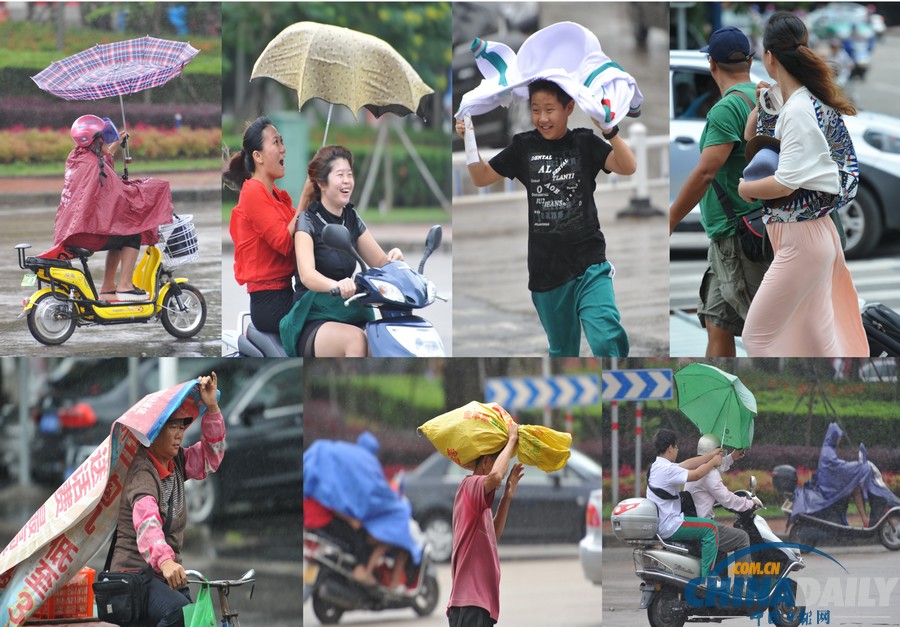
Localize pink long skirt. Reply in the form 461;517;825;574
742;216;868;357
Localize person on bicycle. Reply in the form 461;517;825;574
53;114;173;301
111;373;222;627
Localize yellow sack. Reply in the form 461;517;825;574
419;401;572;473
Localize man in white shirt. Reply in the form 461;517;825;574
686;435;763;567
647;428;724;577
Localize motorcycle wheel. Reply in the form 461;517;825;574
878;513;900;550
412;574;439;617
647;587;686;627
769;579;804;627
312;587;344;625
160;283;206;338
27;293;76;345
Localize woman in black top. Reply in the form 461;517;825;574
293;145;403;357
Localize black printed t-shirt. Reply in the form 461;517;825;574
295;201;367;299
489;128;612;292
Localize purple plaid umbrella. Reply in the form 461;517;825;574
32;36;199;176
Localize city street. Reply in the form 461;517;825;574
0;200;222;357
602;543;900;626
668;27;900;356
453;3;670;357
304;548;601;626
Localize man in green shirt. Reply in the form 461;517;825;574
670;27;770;357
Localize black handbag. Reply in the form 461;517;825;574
712;179;773;264
94;492;173;626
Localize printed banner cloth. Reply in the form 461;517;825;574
0;379;208;626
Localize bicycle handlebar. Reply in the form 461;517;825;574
185;569;256;588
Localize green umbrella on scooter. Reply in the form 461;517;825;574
674;363;757;450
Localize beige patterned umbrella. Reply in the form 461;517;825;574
251;21;433;141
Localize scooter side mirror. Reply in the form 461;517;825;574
418;225;443;274
322;223;368;271
750;475;757;496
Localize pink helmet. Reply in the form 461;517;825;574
70;115;105;147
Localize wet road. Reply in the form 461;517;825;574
603;543;900;626
0;201;222;356
451;2;670;357
304;549;601;626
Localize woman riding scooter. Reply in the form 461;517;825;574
52;115;173;301
778;422;900;549
281;145;403;358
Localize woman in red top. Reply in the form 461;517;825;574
224;116;299;334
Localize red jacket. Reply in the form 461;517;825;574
229;178;296;291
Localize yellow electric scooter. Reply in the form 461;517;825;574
16;214;206;345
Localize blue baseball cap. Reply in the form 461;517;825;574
701;26;751;63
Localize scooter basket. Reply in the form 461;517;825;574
158;214;199;267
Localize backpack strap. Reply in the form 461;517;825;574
711;88;758;222
646;460;679;500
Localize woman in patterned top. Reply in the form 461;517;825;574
737;11;867;357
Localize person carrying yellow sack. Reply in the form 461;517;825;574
418;401;572;473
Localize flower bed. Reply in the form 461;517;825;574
0;124;222;165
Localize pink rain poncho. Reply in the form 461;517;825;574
48;147;173;257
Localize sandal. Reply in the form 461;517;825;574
99;291;118;301
115;289;148;302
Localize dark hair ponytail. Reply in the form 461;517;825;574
764;11;856;115
222;116;272;192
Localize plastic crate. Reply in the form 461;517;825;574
31;567;95;620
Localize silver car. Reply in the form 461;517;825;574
670;50;900;258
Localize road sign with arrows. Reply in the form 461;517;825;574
601;369;673;401
485;375;600;410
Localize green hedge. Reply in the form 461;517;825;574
0;126;221;165
0;66;222;107
307;375;445;429
222;128;451;211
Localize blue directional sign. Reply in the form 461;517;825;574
485;375;600;410
602;369;673;401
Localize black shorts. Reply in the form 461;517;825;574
99;234;141;251
297;319;367;358
448;606;495;627
249;288;295;334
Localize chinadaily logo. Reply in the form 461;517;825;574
684;542;898;621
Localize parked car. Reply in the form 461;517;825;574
30;358;234;485
670;50;900;258
578;487;602;585
26;359;303;528
183;358;303;524
398;447;602;562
